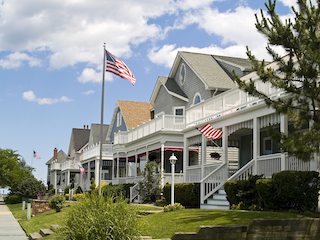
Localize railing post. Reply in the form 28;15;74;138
280;114;288;170
253;117;260;175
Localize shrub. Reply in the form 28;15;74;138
90;178;96;190
155;198;166;207
56;194;141;239
65;194;69;199
10;175;46;199
102;183;134;200
163;183;200;208
6;195;22;204
48;188;55;194
64;185;71;195
164;203;185;212
49;194;65;212
72;193;86;201
75;186;83;194
256;178;278;210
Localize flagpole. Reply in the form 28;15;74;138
99;43;106;195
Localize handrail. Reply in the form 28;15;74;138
227;159;255;181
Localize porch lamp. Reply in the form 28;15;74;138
169;153;178;206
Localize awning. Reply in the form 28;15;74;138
164;148;183;151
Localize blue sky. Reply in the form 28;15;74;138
0;0;295;189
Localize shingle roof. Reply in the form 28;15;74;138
179;51;237;89
46;150;67;165
89;123;109;145
72;128;90;151
118;100;153;129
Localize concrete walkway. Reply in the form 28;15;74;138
0;196;28;240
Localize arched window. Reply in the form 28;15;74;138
193;93;201;105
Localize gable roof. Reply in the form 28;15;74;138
88;123;109;146
117;100;153;129
46;149;67;165
68;127;90;156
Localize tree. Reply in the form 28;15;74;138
235;0;320;161
10;175;46;199
0;148;33;189
138;160;161;203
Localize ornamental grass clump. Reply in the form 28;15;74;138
163;203;185;212
55;194;141;240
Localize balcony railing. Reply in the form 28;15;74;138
82;143;113;161
186;80;284;127
51;162;61;171
61;160;80;172
114;115;185;144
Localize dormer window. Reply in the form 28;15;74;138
116;111;122;127
180;63;186;85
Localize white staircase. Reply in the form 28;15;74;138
200;189;229;210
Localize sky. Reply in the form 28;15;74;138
0;0;297;191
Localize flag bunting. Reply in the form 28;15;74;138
33;150;41;159
197;124;223;140
105;50;136;85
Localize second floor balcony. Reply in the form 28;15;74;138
114;114;185;144
82;143;113;161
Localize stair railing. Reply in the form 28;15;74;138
130;179;143;203
200;159;256;204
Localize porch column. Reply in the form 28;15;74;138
280;114;288;170
201;134;206;180
117;154;120;180
54;170;57;194
161;143;165;188
135;152;137;177
222;126;228;182
67;170;70;186
126;154;128;178
183;136;188;183
112;155;115;181
95;159;100;187
253;117;260;174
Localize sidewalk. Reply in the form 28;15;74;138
0;196;28;240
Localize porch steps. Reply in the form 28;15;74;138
200;189;230;210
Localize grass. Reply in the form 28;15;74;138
7;202;310;239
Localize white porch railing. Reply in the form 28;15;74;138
286;155;310;171
186;80;284;127
185;163;222;183
163;173;184;185
82;143;113;161
130;181;141;203
51;162;61;171
256;154;282;178
61;160;80;171
114;115;185;144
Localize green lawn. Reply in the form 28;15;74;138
7;203;309;239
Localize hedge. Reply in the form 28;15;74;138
163;183;199;208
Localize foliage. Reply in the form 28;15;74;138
55;194;141;240
5;195;22;204
71;193;86;201
234;0;320;161
0;148;33;189
64;185;71;195
90;178;96;190
271;170;320;211
137;161;161;203
256;178;278;210
225;174;264;210
48;188;55;194
10;175;46;199
163;183;200;208
155;198;166;207
49;194;65;212
75;186;83;194
102;183;133;200
163;203;185;212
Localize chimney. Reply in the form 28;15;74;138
54;148;58;161
84;125;86;129
87;125;89;129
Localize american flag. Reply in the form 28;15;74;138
105;50;136;85
33;150;41;159
197;124;223;140
78;164;85;176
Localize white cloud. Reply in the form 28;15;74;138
0;52;41;69
82;90;94;95
78;67;113;83
22;90;72;105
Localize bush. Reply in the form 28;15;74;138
72;193;86;201
90;178;96;190
10;175;46;199
163;183;200;208
102;183;134;200
271;171;320;212
56;194;141;239
49;194;65;212
256;178;278;210
164;203;185;212
48;188;55;194
64;185;71;195
75;186;83;194
6;195;22;204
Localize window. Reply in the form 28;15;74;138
174;107;185;124
193;93;201;105
116;112;122;127
180;63;186;85
263;137;272;155
150;109;155;119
